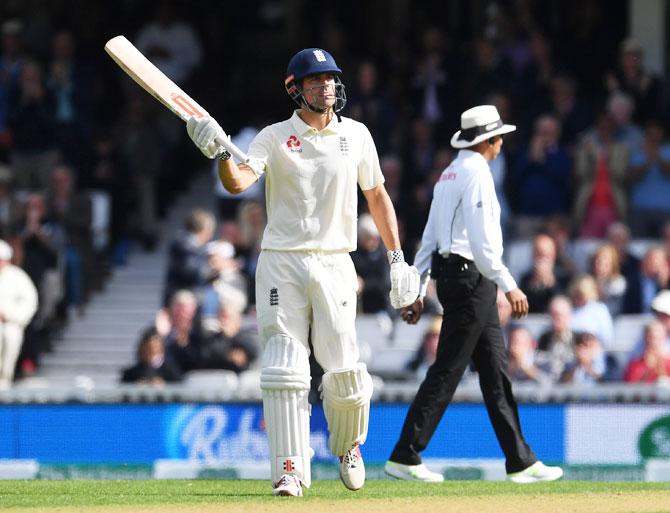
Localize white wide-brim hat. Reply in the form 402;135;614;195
450;105;516;149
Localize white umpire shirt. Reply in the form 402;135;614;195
414;149;517;294
245;110;384;252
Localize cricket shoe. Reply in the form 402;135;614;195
272;474;303;496
339;445;365;490
507;461;564;484
384;461;444;482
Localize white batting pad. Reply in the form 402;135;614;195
321;363;374;456
260;335;312;487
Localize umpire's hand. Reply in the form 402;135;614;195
401;297;424;325
505;288;529;319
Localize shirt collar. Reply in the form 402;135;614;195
290;110;340;135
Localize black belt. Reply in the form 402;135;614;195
442;253;473;265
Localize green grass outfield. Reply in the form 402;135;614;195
0;480;669;511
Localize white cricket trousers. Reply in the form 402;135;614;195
0;322;25;386
255;250;360;371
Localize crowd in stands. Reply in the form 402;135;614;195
0;1;669;388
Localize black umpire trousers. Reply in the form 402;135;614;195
389;254;537;473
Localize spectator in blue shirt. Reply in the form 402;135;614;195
629;120;670;238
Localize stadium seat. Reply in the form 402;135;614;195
391;316;431;349
183;370;238;391
515;314;551;340
368;348;416;381
355;313;393;351
611;314;652;352
505;239;532;281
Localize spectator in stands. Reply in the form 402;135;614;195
201;239;248;318
461;35;513;109
519;234;565;313
628;120;670;238
507;325;551;383
8;59;60;190
14;193;65;330
590;243;627;317
0;164;21;239
121;327;182;384
348;61;396;154
664;222;670;269
409;27;453;129
559;331;605;385
0;239;37;388
623;246;669;314
405;315;441;381
543;215;579;281
0;19;24;155
568;274;613;348
403;118;435;181
47;164;93;309
135;1;203;85
607;92;643;154
511;114;571;237
607;222;641;290
548;74;592;149
604;38;663;125
351;213;391;315
160;289;203;374
47;29;93;169
199;299;259;374
119;97;161;249
538;296;577;380
235;199;266;299
629;290;670;358
163;208;217;306
573;111;630;238
623;320;670;383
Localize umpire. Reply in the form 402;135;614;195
384;105;563;483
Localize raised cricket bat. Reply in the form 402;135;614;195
104;35;248;162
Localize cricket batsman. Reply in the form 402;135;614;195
186;48;419;496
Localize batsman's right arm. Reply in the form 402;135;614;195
218;160;259;194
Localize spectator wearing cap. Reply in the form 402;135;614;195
121;327;182;384
0;239;38;388
623;320;670;384
559;332;605;385
604;38;663;125
351;213;392;315
628;290;670;359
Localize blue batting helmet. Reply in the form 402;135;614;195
284;48;346;113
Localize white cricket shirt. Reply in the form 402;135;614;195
246;111;384;252
414;149;517;293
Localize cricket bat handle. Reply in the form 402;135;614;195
215;135;249;163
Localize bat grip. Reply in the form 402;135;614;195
215;136;249;163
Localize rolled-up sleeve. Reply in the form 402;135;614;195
245;126;273;178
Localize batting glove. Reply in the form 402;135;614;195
186;116;227;159
388;250;420;309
